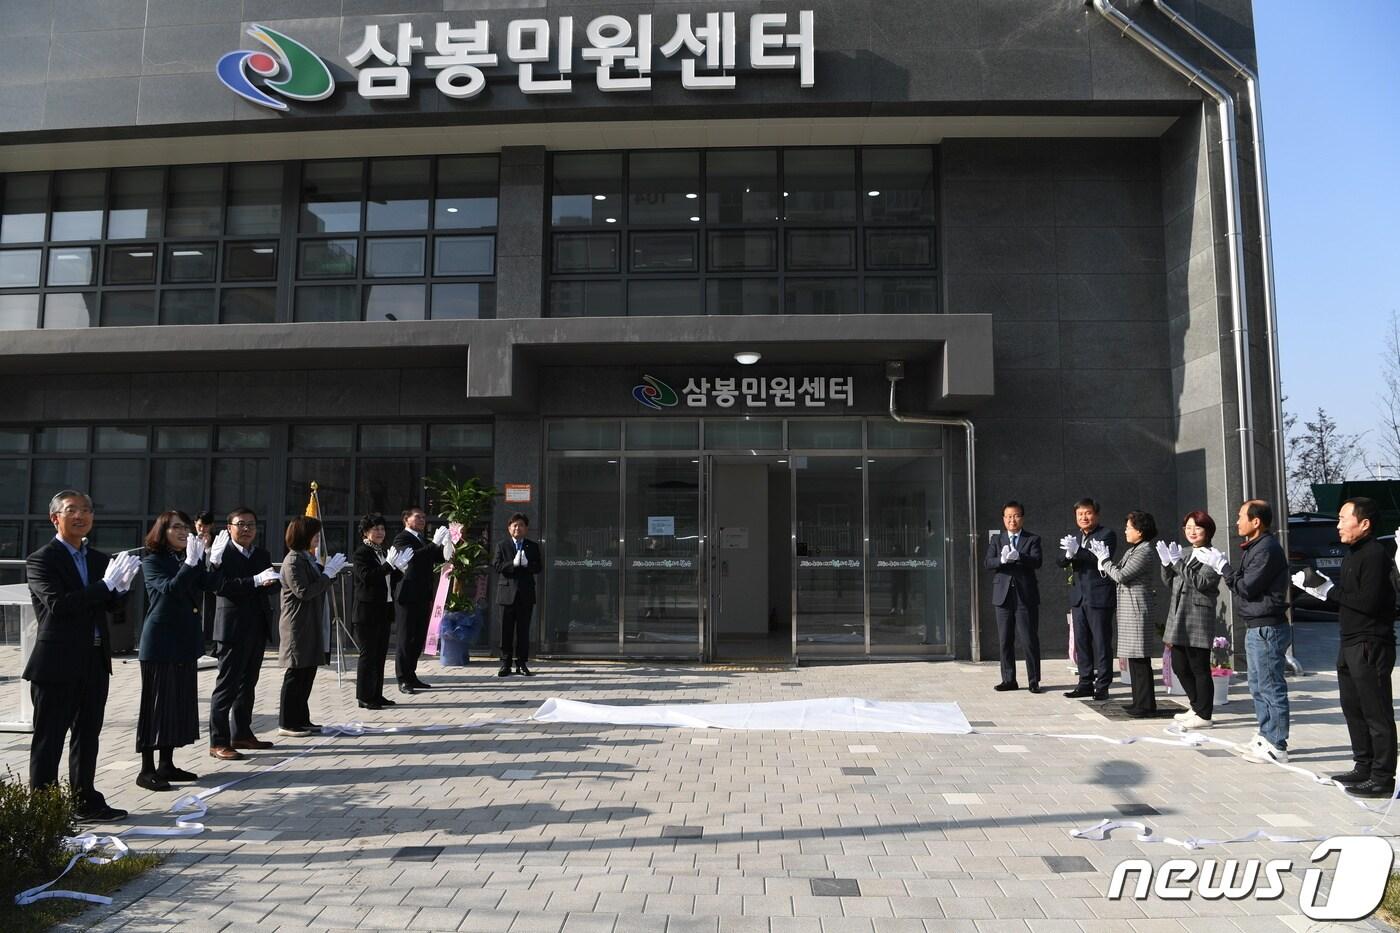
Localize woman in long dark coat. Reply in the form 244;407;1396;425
351;513;406;710
277;516;347;736
137;510;224;791
1161;510;1222;729
1091;510;1159;718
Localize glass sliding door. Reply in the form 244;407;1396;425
867;454;947;651
793;455;865;652
543;457;620;653
624;457;701;654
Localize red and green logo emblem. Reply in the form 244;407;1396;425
633;375;680;410
217;25;334;111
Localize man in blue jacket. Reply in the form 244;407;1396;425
1199;499;1291;764
1059;498;1118;701
984;500;1043;693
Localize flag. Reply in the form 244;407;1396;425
305;481;327;565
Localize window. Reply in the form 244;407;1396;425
549;147;938;317
0;156;498;330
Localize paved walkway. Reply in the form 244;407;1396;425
2;623;1395;932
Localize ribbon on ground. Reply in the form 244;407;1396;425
532;696;973;733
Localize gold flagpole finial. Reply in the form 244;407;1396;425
310;481;319;491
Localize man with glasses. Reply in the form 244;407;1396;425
208;507;281;759
25;490;140;822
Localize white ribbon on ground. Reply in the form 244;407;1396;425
532;696;973;733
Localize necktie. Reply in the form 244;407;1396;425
1011;535;1019;550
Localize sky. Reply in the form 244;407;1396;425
1253;1;1400;475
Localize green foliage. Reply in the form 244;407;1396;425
424;469;499;614
0;852;163;932
0;769;76;891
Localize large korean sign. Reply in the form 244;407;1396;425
633;373;852;410
218;13;814;111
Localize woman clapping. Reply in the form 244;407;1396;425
277;516;348;737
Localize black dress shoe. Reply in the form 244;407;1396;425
1028;684;1043;694
377;697;398;706
75;802;127;822
1122;705;1157;719
1331;769;1371;786
1345;778;1397;798
413;680;433;690
516;665;534;676
398;683;417;695
1064;686;1094;698
993;681;1019;692
135;771;172;792
154;765;197;783
1093;689;1110;701
358;700;383;710
498;666;513;677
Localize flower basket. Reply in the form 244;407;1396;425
439;609;484;667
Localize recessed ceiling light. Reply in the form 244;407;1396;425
446;206;459;213
734;350;761;365
685;192;697;199
594;194;607;201
689;216;700;222
130;251;153;258
172;250;203;257
867;190;881;197
251;248;274;254
605;217;617;223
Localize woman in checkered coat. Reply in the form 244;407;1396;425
1089;511;1159;718
1160;510;1221;729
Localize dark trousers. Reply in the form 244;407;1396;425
29;647;108;803
995;593;1040;686
499;600;534;667
1072;604;1114;691
209;634;266;746
1170;644;1213;720
394;601;430;685
279;665;317;728
356;602;393;702
1127;656;1156;712
1338;640;1397;781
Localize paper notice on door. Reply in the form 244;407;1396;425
721;527;749;550
647;516;675;536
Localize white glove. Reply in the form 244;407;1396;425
103;552;138;592
1059;534;1079;559
392;547;413;571
184;534;206;567
1167;541;1184;563
385;546;399;566
513;547;527;568
443;541;455;561
208;529;230;567
322;553;349;578
254;567;281;587
1154;540;1172;566
1199;547;1229;574
432;526;450;546
1291;569;1334;601
999;544;1019;564
1087;539;1110;562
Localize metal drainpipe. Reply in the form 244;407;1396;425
1092;0;1258;502
1151;0;1292;572
887;375;980;662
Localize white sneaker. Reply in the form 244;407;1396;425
1173;709;1192;722
1180;712;1212;730
1243;739;1288;764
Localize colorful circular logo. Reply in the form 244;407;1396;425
633;375;680;410
217;25;334;111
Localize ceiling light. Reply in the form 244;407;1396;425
685;192;697;199
734;350;761;365
594;194;607;201
172;250;204;257
867;190;881;197
251;248;274;254
689;216;700;222
445;206;459;213
130;252;153;258
605;217;617;223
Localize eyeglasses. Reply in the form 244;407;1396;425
229;521;257;528
59;506;93;516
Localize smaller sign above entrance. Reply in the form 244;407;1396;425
632;374;854;410
647;516;676;536
504;483;532;504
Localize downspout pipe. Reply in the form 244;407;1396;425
887;373;979;662
1092;0;1258;502
1151;0;1290;560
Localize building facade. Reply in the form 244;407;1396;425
0;0;1280;662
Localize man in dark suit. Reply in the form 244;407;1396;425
493;512;542;677
24;489;140;822
984;500;1043;693
208;507;281;759
1058;497;1118;700
393;506;439;693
